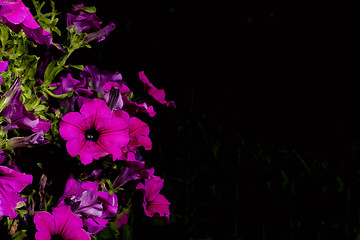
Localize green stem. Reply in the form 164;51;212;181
43;88;73;99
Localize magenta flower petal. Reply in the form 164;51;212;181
136;176;170;218
59;98;129;164
0;0;52;47
116;212;129;228
80;97;112;120
113;161;154;189
59;112;88;140
0;166;33;219
138;71;175;108
128;117;152;151
34;206;90;240
34;211;54;234
83;217;108;234
32;118;51;133
98;191;118;218
0;61;8;83
0;1;27;24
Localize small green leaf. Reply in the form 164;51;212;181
11;230;27;240
74;5;97;13
0;24;9;48
43;60;63;85
64;64;84;71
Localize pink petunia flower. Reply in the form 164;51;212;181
136;175;170;220
0;166;33;219
138;71;175;108
34;205;90;240
59;98;129;164
0;0;52;47
115;114;152;161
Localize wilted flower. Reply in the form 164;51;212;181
59;98;129;164
34;205;90;240
0;0;52;47
0;166;33;219
136;175;170;221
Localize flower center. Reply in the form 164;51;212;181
51;235;64;240
85;127;99;142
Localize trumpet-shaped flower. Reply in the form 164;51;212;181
0;166;33;219
1;82;39;131
0;0;52;47
58;175;118;234
136;176;170;220
67;4;115;43
34;205;90;240
59;98;129;164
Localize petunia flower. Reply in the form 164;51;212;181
113;160;154;189
102;81;130;111
138;71;175;108
0;166;33;219
0;60;8;83
32;118;51;133
116;212;129;228
52;73;92;112
1;83;39;131
34;205;90;240
67;4;115;43
136;175;170;220
6;130;49;148
80;65;123;95
66;4;102;34
59;98;129;164
0;0;52;47
58;175;118;234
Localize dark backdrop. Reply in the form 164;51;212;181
42;1;354;239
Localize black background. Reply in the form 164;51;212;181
28;1;356;239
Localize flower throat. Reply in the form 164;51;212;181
85;127;99;142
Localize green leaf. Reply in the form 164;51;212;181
74;5;97;13
43;60;63;85
0;24;9;48
64;64;84;71
11;230;27;240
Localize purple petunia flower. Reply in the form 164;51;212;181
6;130;49;148
0;61;8;83
0;166;33;219
136;175;170;221
80;65;123;95
1;78;39;131
67;4;115;43
59;98;129;164
0;0;52;47
34;205;90;240
52;73;93;112
113;160;154;189
58;175;118;234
